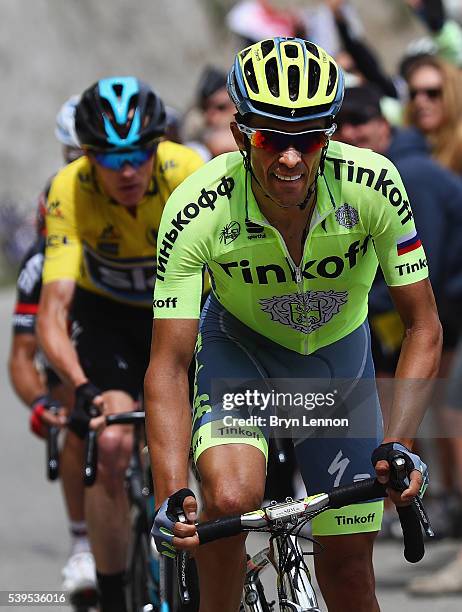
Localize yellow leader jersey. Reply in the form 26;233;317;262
42;141;204;307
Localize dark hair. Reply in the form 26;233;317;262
197;66;227;109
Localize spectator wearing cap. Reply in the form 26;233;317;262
182;66;238;161
335;83;462;540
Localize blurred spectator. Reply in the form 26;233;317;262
226;0;304;47
182;66;238;161
336;84;462;371
335;84;462;539
164;106;183;144
226;0;340;53
402;0;462;69
197;66;236;129
326;0;399;99
403;55;462;174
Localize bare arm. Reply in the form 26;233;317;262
373;279;441;502
8;334;46;405
144;318;198;506
385;279;442;446
36;280;87;388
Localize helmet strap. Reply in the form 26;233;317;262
296;144;328;210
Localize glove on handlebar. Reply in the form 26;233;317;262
371;441;429;497
29;395;61;439
151;488;196;557
68;382;102;439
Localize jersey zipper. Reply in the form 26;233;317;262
249;207;334;355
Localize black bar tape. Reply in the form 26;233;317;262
196;516;243;544
328;478;386;509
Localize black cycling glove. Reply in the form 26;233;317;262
68;382;102;439
371;441;429;497
152;488;196;557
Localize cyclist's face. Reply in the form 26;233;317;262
232;116;328;209
90;153;156;207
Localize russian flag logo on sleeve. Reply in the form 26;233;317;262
397;229;422;256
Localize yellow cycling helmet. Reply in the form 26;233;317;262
227;37;344;123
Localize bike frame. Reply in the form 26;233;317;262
242;534;320;612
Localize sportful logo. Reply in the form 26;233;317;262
245;220;266;239
156;176;235;281
328;157;413;225
219;221;241;245
259;290;348;333
396;229;421;256
335;204;359;229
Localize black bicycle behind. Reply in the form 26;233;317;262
84;410;199;612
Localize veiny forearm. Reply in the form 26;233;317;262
8;339;46;406
385;320;442;445
145;360;192;505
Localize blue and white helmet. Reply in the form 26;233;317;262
55;95;80;147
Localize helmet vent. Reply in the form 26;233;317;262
112;84;124;98
261;39;275;58
326;62;338;96
288;65;300;101
240;48;251;61
265;57;280;97
244;59;259;94
307;60;320;98
285;44;299;59
304;41;320;58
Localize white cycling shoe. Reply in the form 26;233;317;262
62;551;98;609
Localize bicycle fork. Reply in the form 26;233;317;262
272;535;320;612
241;536;319;612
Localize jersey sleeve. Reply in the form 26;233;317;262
12;241;44;335
42;171;83;284
368;158;429;286
153;181;212;319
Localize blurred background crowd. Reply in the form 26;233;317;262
3;0;462;598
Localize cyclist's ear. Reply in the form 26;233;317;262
230;122;246;151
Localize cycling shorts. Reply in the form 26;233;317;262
192;294;384;536
71;289;152;400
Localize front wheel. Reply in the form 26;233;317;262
126;515;156;612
